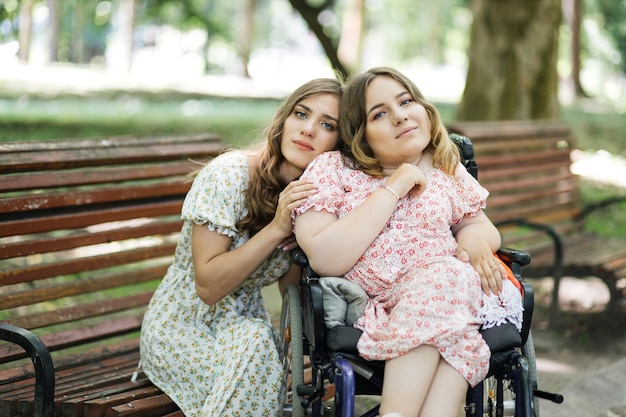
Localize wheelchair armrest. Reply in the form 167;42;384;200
292;248;320;278
496;247;531;267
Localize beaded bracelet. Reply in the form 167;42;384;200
381;184;400;201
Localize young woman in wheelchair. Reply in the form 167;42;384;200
293;67;523;417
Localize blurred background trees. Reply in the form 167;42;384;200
458;0;562;120
0;0;625;120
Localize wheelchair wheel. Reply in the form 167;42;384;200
481;375;516;417
280;284;305;417
479;333;540;417
522;331;540;417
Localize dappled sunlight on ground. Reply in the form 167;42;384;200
535;357;576;374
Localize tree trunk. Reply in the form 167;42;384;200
239;0;256;77
563;0;587;97
71;0;85;63
337;0;363;74
457;0;562;121
119;0;136;71
18;0;33;63
47;0;59;62
288;0;349;79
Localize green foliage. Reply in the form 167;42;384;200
0;0;20;41
141;0;235;37
596;0;626;73
370;0;470;65
562;104;626;157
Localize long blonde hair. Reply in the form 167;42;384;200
237;78;342;236
339;66;459;177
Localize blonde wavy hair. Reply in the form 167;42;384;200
339;66;459;177
237;78;342;236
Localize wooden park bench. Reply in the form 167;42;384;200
450;120;626;324
0;134;227;417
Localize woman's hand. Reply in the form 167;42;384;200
456;245;507;296
272;179;318;250
385;163;427;199
453;212;506;296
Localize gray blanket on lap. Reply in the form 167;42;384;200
319;277;368;328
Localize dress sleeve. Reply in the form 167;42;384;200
450;163;489;224
181;152;248;238
293;151;345;217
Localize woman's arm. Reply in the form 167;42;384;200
192;221;288;305
452;211;506;295
295;187;398;276
278;262;302;296
295;163;426;276
193;179;317;305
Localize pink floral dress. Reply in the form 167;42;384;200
294;151;491;386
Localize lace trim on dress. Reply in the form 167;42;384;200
478;279;524;331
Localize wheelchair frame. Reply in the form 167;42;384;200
279;134;563;417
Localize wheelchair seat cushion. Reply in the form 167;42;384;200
326;325;362;353
479;320;522;352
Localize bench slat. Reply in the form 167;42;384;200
4;293;154;331
0;317;143;363
62;379;156;417
0;265;166;312
0;134;221;154
0;178;189;214
0;243;175;286
0;220;181;260
105;394;178;417
0;199;182;237
1;355;136;398
0;161;198;193
0;142;224;174
0;340;139;385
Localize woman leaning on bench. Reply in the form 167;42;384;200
138;78;342;416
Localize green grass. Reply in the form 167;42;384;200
0;94;282;148
579;180;626;236
562;105;626;157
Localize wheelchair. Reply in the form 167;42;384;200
279;134;564;417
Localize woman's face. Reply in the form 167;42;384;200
280;93;340;180
364;76;431;170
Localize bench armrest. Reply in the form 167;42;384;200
0;323;55;417
496;219;563;279
578;195;626;219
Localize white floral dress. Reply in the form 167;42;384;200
140;152;289;416
294;151;496;386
